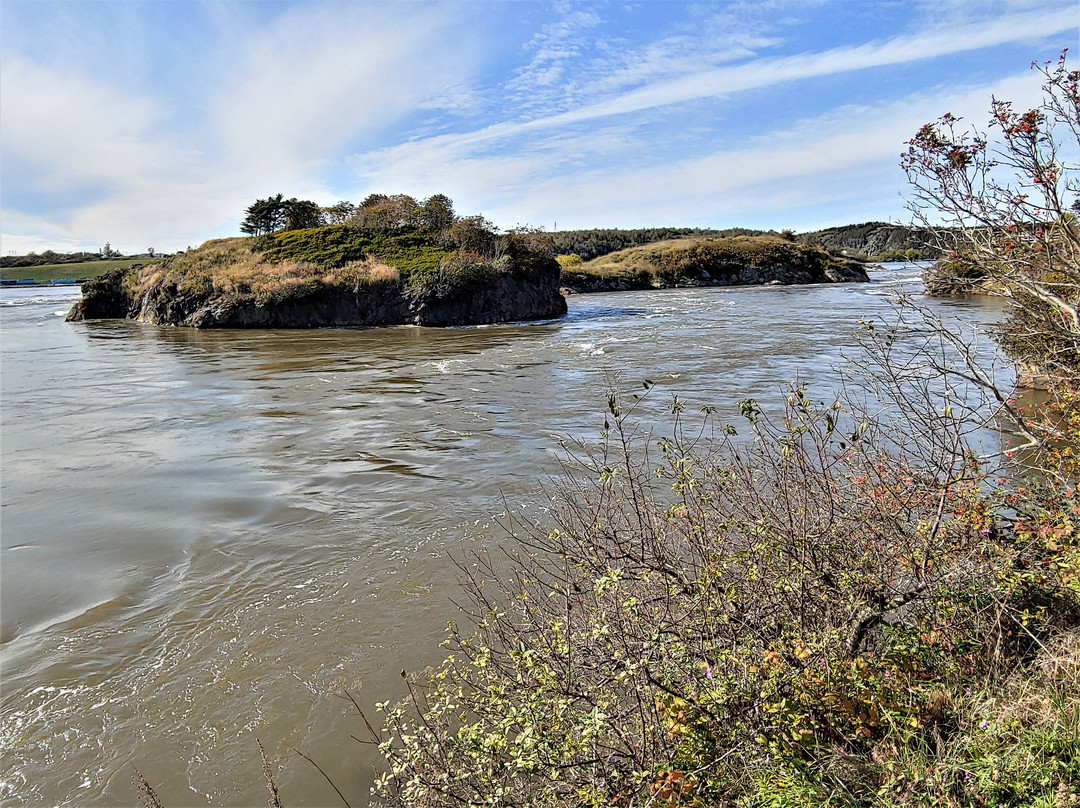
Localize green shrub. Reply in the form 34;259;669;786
259;225;453;277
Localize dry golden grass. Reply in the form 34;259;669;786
993;630;1080;731
126;240;401;303
579;234;817;278
326;256;401;288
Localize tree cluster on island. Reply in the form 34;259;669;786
232;191;550;287
239;192;462;239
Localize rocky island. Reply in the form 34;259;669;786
558;234;871;293
68;194;567;328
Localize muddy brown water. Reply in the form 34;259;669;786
1;268;1007;805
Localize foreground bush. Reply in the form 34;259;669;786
358;380;1078;807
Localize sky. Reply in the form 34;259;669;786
1;0;1077;255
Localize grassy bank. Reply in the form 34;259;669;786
0;258;159;284
121;236;410;305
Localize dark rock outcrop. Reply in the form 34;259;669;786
65;264;144;320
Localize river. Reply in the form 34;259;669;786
0;266;1007;806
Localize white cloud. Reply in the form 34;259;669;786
212;3;481;170
0;57;188;191
0;212;91;256
1;2;486;251
0;56;220;251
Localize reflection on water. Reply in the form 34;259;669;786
0;269;1010;805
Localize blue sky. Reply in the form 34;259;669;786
1;0;1077;255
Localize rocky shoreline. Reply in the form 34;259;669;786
560;260;870;294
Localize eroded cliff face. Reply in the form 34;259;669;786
67;257;567;329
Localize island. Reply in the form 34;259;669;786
67;195;567;328
557;234;870;293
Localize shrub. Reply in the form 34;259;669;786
904;50;1080;386
410;250;510;297
447;215;505;258
359;377;1077;806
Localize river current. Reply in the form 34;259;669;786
0;266;1006;806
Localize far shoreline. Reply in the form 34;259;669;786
1;279;87;288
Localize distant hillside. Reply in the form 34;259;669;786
797;222;938;260
553;224;938;263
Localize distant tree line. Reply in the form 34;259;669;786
2;250;100;268
0;242;137;268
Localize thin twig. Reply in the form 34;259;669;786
258;739;284;808
131;768;165;808
289;746;352;808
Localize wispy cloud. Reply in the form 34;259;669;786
212;3;482;169
0;1;486;251
506;1;602;98
517;75;1045;227
349;4;1072;219
523;4;1075;131
355;69;1046;231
